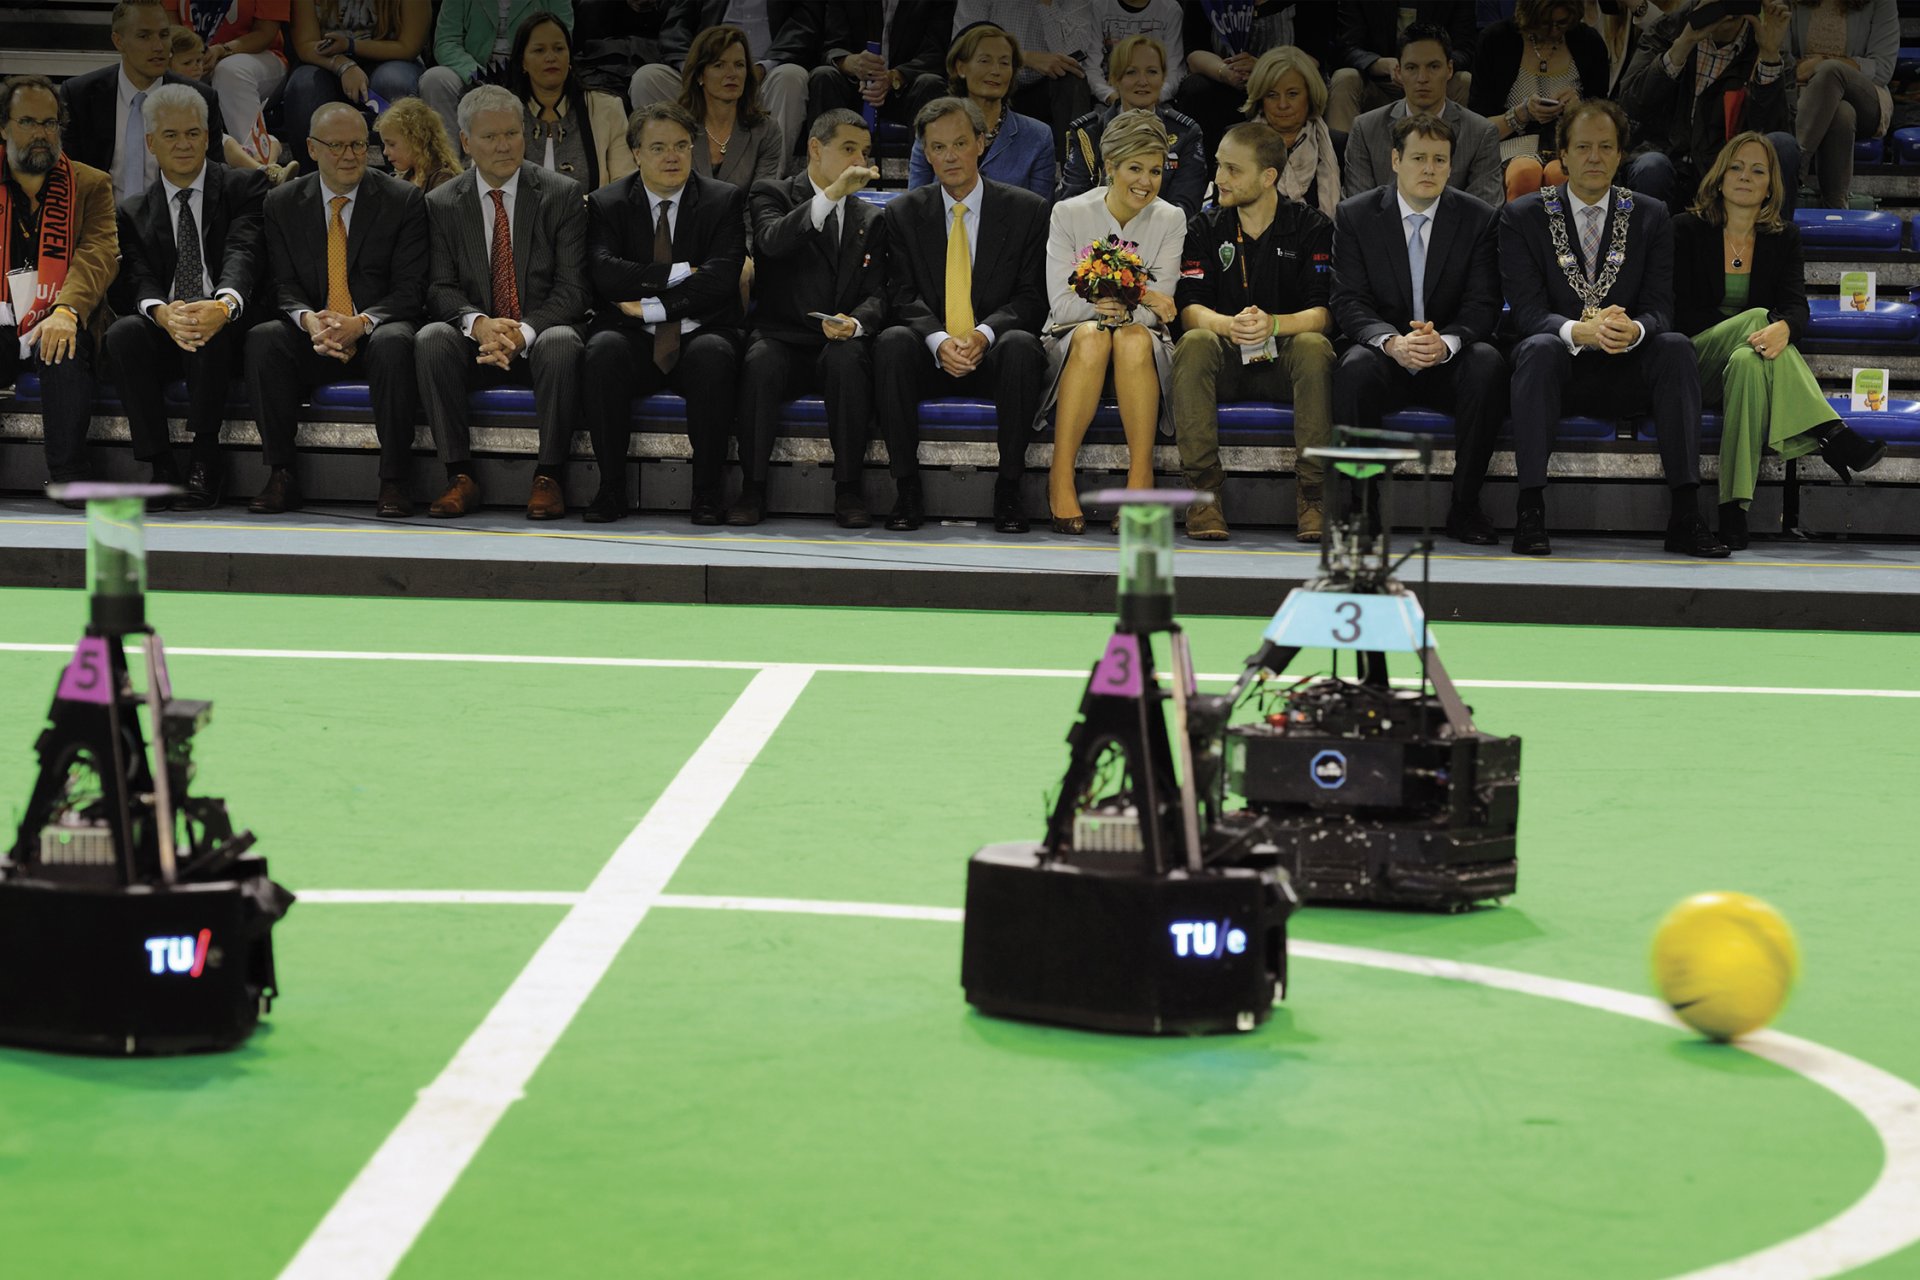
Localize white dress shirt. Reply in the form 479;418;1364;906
808;177;864;338
928;180;995;362
467;169;538;354
139;166;244;319
114;67;160;201
1558;185;1644;355
635;183;699;333
1370;189;1460;364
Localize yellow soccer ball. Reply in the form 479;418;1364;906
1650;892;1800;1041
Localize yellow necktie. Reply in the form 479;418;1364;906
326;195;354;315
945;201;973;338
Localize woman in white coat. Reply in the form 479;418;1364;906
1038;110;1185;534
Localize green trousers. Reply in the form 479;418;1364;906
1692;307;1836;507
1171;328;1335;489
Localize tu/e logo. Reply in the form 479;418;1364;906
145;929;212;977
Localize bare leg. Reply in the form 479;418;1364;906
1050;322;1111;520
1111;324;1160;490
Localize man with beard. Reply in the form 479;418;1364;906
0;76;121;497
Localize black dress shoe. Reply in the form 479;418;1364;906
724;481;766;527
1511;506;1551;556
376;480;415;519
690;489;725;525
884;476;924;531
1445;502;1498;546
833;483;871;529
582;487;627;523
993;481;1029;535
175;460;225;510
247;468;302;515
1717;501;1749;551
1665;515;1731;558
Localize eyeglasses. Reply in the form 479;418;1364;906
8;117;61;137
312;138;369;157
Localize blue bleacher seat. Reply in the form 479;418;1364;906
1824;395;1920;444
853;188;897;207
874;121;910;147
1894;127;1920;167
1854;137;1885;164
1793;208;1904;250
1805;298;1920;342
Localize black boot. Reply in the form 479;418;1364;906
1717;501;1749;551
1815;423;1887;484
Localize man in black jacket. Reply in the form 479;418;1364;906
1331;113;1505;545
583;101;747;523
807;0;952;130
105;83;264;508
1618;0;1798;213
739;109;887;528
872;96;1048;534
246;102;428;515
1325;0;1476;132
60;0;226;205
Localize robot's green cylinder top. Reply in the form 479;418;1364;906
86;497;148;634
1117;503;1175;632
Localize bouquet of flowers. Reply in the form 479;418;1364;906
1069;234;1153;327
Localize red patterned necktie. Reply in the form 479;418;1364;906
489;187;520;321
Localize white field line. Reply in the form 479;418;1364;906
274;664;814;1280
3;642;1918;699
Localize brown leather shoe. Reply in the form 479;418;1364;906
526;474;565;520
1295;484;1324;544
429;474;480;518
1185;498;1228;540
375;480;414;518
247;467;302;515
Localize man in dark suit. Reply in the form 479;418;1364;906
1498;98;1727;559
583;101;747;524
416;84;588;522
1325;1;1477;132
808;0;952;130
739;109;886;528
105;83;265;509
1332;112;1505;545
245;101;428;514
873;96;1047;533
60;0;227;205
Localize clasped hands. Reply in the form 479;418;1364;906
1226;304;1276;347
1385;320;1448;371
304;308;369;361
470;315;526;369
1572;305;1642;354
153;299;230;354
937;330;989;377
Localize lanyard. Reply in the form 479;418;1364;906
1235;220;1250;297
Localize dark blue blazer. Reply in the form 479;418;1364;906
908;109;1054;202
1497;184;1674;346
1331;184;1501;350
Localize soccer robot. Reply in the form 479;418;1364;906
962;436;1521;1036
1;485;292;1054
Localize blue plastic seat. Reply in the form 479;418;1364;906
852;188;898;207
1805;298;1920;342
1825;394;1920;444
308;382;374;410
1792;208;1903;250
1854;137;1884;164
1894;127;1920;167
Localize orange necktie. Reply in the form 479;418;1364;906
326;195;354;315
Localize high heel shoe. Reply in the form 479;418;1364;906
1815;423;1887;485
1109;512;1121;534
1050;512;1086;535
1717;501;1750;551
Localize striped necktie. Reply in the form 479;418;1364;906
1579;205;1603;280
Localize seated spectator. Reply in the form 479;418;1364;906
1177;0;1294;162
1082;0;1185;110
879;97;1049;533
163;0;288;165
510;12;635;189
1172;119;1335;543
675;24;785;188
1343;22;1503;205
1326;1;1477;131
1471;0;1608;200
1586;0;1658;96
909;23;1055;200
810;0;952;131
627;1;819;177
245;102;427;515
1040;110;1183;534
420;0;572;150
1672;132;1882;548
1059;34;1207;215
740;109;887;528
954;0;1094;151
1619;0;1798;212
282;0;430;155
582;102;748;524
60;1;228;202
375;94;459;190
1241;46;1339;218
0;76;121;496
1497;98;1727;558
571;0;668;98
169;25;298;183
105;84;266;507
417;84;589;521
1789;0;1898;209
1332;112;1507;546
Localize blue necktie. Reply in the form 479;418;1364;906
119;90;148;202
1406;212;1428;324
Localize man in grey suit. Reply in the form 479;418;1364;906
1341;24;1501;207
416;84;588;521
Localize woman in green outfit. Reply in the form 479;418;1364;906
1673;131;1886;548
